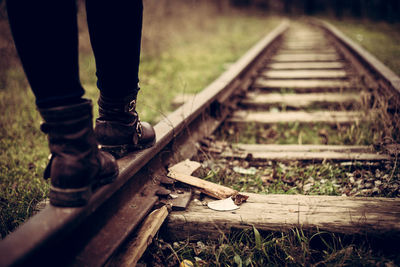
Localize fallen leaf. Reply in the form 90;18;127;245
208;197;239;211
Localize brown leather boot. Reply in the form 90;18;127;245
94;92;156;158
39;99;118;207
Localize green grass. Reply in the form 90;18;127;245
195;158;399;198
217;121;385;146
0;70;50;238
0;10;281;237
329;18;400;75
143;227;400;266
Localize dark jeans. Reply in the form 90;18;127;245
6;0;143;108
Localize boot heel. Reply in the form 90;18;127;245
99;144;131;159
99;140;155;159
49;185;92;207
95;171;118;188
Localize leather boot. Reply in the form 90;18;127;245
95;92;156;158
39;99;118;207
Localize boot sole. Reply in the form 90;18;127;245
50;172;118;207
49;185;92;207
100;140;156;159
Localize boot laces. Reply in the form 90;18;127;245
126;99;143;139
126;99;136;113
136;120;143;138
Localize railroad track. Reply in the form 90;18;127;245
1;20;399;266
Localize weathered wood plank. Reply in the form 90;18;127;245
267;62;345;70
219;144;391;162
166;193;400;240
278;49;337;54
254;78;351;90
169;159;202;175
168;171;237;200
281;45;333;50
229;110;363;124
232;144;375;153
118;206;169;267
276;51;337;56
281;43;331;48
241;92;360;108
261;70;347;79
272;54;341;62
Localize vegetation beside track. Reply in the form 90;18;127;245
142;227;400;266
329;18;400;76
195;156;399;198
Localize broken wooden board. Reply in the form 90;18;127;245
271;54;341;62
167;171;237;200
219;144;391;162
260;70;348;79
166;193;400;240
117;206;169;267
169;159;202;175
267;62;345;70
229;110;363;125
170;189;192;211
166;160;203;210
241;92;360;108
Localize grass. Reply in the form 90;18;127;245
217;121;386;146
0;2;281;237
194;156;399;198
328;18;400;76
142;227;400;266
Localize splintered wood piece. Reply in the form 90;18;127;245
261;70;347;79
171;189;192;211
167;193;400;240
169;159;202;175
242;92;360;108
267;62;345;70
254;78;351;90
229;111;363;124
168;171;237;200
120;206;169;267
220;144;391;162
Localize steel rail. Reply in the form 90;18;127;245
0;20;289;267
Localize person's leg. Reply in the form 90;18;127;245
86;0;155;157
85;0;142;98
6;0;84;108
6;0;118;206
